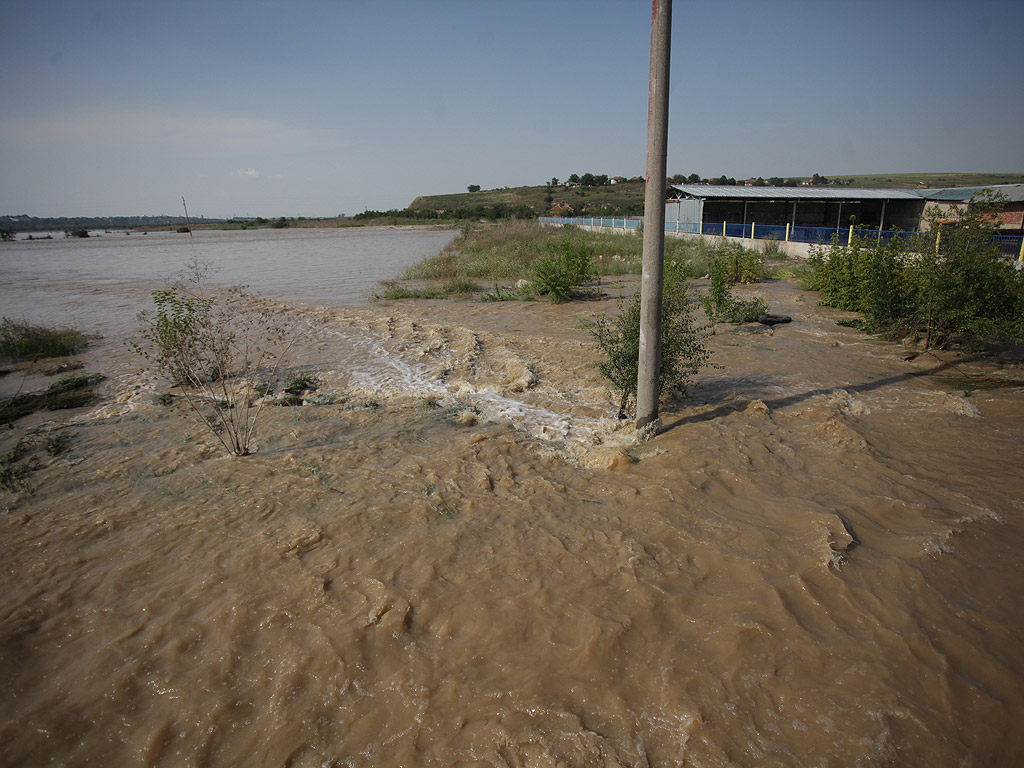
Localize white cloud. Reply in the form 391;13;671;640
238;167;259;178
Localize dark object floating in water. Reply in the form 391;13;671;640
758;314;792;327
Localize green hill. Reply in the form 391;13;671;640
409;173;1024;218
409;180;648;218
834;172;1024;189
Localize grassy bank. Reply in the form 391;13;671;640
376;221;786;301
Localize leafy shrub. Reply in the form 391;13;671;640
702;254;769;323
529;253;577;303
585;269;711;419
0;318;93;361
710;241;764;283
808;194;1024;347
529;233;597;303
284;371;318;394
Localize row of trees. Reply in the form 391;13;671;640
355;203;536;222
536;172;843;189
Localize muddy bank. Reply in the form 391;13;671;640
2;278;1023;766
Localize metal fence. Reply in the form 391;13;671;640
540;216;1024;261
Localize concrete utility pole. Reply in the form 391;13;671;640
636;0;672;430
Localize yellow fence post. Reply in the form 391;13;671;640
848;224;854;246
1018;236;1023;262
723;221;726;237
699;220;703;236
751;222;756;241
785;222;790;242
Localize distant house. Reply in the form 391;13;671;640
610;176;626;185
914;184;1024;234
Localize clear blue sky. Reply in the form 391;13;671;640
2;0;1022;218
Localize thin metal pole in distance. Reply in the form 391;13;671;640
636;0;672;430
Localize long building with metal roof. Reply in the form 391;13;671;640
666;185;925;231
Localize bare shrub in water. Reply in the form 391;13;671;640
133;260;298;456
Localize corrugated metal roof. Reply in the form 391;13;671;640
669;185;922;201
914;184;1024;203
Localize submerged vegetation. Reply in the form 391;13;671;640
702;247;769;324
0;318;94;362
0;373;105;427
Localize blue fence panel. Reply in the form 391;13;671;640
789;226;842;244
993;235;1023;259
752;224;788;241
540;217;1018;258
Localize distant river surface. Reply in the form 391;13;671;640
0;227;456;336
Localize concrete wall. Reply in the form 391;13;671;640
567;223;818;259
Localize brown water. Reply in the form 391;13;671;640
2;262;1023;766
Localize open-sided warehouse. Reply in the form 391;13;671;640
666;185;926;233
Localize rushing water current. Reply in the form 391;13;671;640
1;228;1023;767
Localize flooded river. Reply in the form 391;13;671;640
1;229;1023;766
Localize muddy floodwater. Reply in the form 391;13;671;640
2;229;1023;766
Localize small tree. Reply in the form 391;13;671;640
133;259;300;456
587;265;711;419
467;184;481;193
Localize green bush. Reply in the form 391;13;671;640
808;194;1024;347
284;371;318;394
529;233;597;303
529;253;576;303
709;240;765;283
586;269;711;419
702;254;769;323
